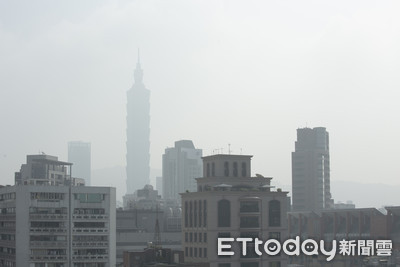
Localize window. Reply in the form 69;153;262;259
204;233;207;242
199;200;202;227
184;201;188;228
218;233;231;258
203;200;207;227
74;193;103;203
240;216;259;228
199;232;202;242
241;263;259;267
233;162;238;177
269;200;281;227
240;232;259;258
269;262;281;267
199;248;202;257
185;232;188;242
240;201;259;213
185;247;188;257
194;247;198;257
207;163;210;177
224;162;229;177
189;201;193;227
219;264;231;267
241;162;247;177
190;232;193;242
194;232;197;242
269;232;281;240
194;201;197;227
218;200;231;227
212;163;215;176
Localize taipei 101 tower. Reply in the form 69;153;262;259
126;51;150;194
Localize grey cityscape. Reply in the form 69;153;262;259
0;1;399;267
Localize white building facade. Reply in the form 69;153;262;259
0;155;116;267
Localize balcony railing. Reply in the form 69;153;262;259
72;241;108;247
30;214;67;220
29;241;68;248
72;228;108;234
30;228;67;233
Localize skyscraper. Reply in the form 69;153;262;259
292;127;333;212
162;140;202;202
68;141;91;185
126;52;150;194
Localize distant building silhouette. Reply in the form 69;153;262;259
68;141;91;185
162;140;202;202
126;51;150;194
156;176;163;198
123;184;160;210
292;127;333;212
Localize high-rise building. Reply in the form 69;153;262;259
162;140;202;202
181;154;289;267
291;127;333;212
68;141;91;186
1;154;116;267
126;52;150;194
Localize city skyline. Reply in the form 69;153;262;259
0;1;399;207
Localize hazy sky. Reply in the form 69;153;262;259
1;1;399;202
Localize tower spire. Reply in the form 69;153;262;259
134;48;143;84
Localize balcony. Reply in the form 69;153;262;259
29;241;68;248
30;255;67;261
30;214;67;220
72;255;108;261
72;241;108;247
30;228;67;233
73;215;108;220
72;228;108;234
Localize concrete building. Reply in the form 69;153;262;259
0;154;116;267
123;247;184;267
126;52;150;195
68;141;91;186
123;184;160;210
288;206;400;266
291;127;333;212
162;140;202;203
181;154;289;267
116;208;182;265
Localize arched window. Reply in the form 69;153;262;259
233;162;238;177
212;163;215;177
241;162;247;177
218;199;231;227
224;162;229;177
269;200;281;227
207;163;210;177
